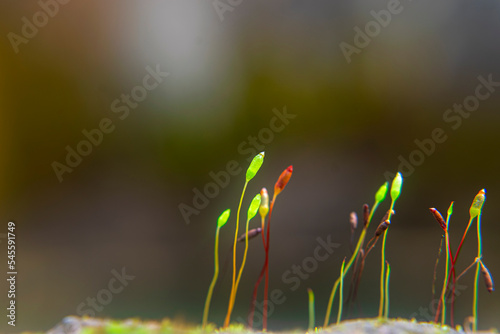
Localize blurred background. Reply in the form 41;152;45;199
1;0;500;332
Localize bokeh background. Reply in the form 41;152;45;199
1;0;500;332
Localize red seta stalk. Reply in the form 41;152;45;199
248;201;272;328
432;234;456;324
248;166;293;330
434;219;472;325
449;227;470;326
437;190;484;326
262;194;276;330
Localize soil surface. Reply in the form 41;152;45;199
42;317;497;334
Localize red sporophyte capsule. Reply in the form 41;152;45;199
237;227;263;242
350;212;358;230
480;261;495;293
375;220;390;237
274;165;293;195
429;208;447;231
381;209;395;224
363;204;370;228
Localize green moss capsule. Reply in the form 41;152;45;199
246;152;265;182
390;173;403;202
247;194;262;221
469;189;486;219
217;209;231;228
375;182;389;204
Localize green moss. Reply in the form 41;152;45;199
44;317;494;334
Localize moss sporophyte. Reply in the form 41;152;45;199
324;180;390;327
431;189;494;331
224;152;265;328
202;209;230;329
199;153;494;333
48;160;495;333
307;288;315;331
225;193;261;325
248;165;293;331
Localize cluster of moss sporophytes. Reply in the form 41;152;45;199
202;152;294;331
323;173;402;328
430;189;494;331
202;154;494;332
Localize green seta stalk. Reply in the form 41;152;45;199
337;258;346;324
323;181;388;327
378;172;402;318
224;152;264;328
202;209;230;329
472;189;486;332
226;194;261;323
307;288;315;331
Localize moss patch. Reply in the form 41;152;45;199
38;317;498;334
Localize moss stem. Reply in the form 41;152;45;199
324;201;380;327
337;258;346;324
202;226;221;329
472;213;482;332
384;261;391;319
224;181;248;327
307;288;315;331
378;200;395;318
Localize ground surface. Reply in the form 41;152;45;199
35;317;497;334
